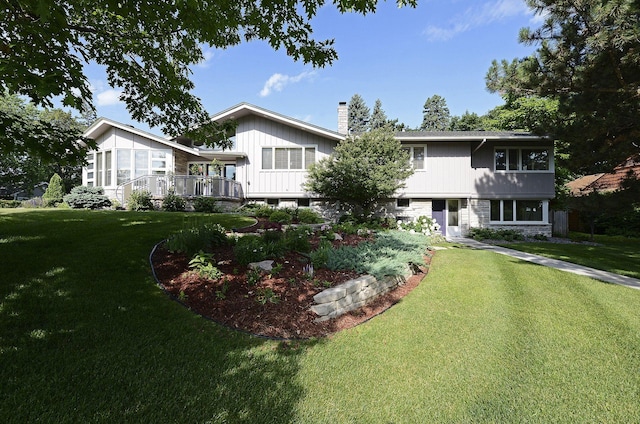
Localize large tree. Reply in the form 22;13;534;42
486;0;640;174
1;0;417;152
420;94;450;131
0;94;85;197
304;127;414;218
347;93;370;133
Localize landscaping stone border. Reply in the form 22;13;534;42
310;266;412;322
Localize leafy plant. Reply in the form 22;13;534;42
215;279;230;300
246;268;262;286
233;235;267;265
397;215;440;236
192;196;222;213
310;239;332;269
162;189;186;212
188;250;223;280
63;186;111;209
127;190;154;211
255;287;280;305
468;227;525;242
269;209;292;224
284;226;312;253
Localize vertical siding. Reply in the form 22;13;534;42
402;142;473;196
235;116;337;198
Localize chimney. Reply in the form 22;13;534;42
337;101;348;135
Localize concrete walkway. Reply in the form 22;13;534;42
448;237;640;290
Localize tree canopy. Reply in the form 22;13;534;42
486;0;640;174
1;0;416;149
304;127;414;218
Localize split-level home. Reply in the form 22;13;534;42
82;102;555;236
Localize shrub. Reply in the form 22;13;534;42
42;173;65;207
0;200;22;208
397;215;441;236
63;186;112;209
192;197;222;213
269;209;292;224
254;204;275;218
127;190;154;211
233;235;268;265
284;226;312;253
310;239;333;269
165;223;228;256
188;251;223;280
21;197;44;208
297;208;323;224
162;190;186;212
468;227;525;241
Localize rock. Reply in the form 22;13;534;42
333;233;343;241
248;260;274;272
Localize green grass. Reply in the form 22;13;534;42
500;233;640;279
2;210;640;422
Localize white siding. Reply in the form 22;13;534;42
234;116;337;198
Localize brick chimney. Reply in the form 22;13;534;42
337;101;348;135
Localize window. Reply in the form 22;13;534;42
117;149;132;185
105;151;112;185
96;152;103;186
402;146;426;170
490;200;546;222
397;198;410;208
495;148;550;171
134;151;149;178
86;152;95;187
262;146;316;170
297;198;310;207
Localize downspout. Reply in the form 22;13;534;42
473;138;487;153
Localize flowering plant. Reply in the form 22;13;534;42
397;215;441;236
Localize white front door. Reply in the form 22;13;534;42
446;199;461;237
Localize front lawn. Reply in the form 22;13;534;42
500;233;640;279
1;210;640;422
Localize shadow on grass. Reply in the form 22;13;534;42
0;209;315;422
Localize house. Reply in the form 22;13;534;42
82;102;555;236
567;155;640;196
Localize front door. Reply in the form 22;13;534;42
432;200;446;237
447;199;461;237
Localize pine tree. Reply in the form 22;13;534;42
43;173;65;207
370;99;389;130
347;94;370;133
421;95;451;131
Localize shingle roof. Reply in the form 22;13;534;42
567;155;640;195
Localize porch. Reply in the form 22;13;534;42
116;175;244;205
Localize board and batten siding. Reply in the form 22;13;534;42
234;115;338;198
401;142;474;197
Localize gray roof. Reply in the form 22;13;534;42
395;130;548;141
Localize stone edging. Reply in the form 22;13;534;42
310;266;412;322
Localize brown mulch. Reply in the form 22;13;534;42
150;223;432;339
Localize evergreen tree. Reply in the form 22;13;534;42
370;99;389;130
43;173;65;207
449;111;484;131
421;95;450;131
347;94;370;133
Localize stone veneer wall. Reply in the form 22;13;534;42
310;269;410;322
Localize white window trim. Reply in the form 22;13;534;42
402;145;426;171
490;199;549;224
494;146;554;173
261;145;317;171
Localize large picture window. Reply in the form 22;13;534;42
262;146;315;170
495;147;550;171
490;200;546;223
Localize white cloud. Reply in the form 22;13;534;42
423;0;532;41
196;48;215;68
96;89;123;106
259;70;316;97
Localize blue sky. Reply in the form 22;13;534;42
86;0;544;135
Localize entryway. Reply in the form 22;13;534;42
432;199;461;237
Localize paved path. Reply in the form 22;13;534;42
448;237;640;290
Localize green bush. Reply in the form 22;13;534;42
42;173;65;207
284;226;312;253
192;197;222;213
165;223;229;256
310;239;333;269
63;186;112;209
254;204;275;218
0;200;22;208
297;208;323;224
269;209;293;224
233;235;268;266
127;190;154;211
162;190;186;212
468;227;525;242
